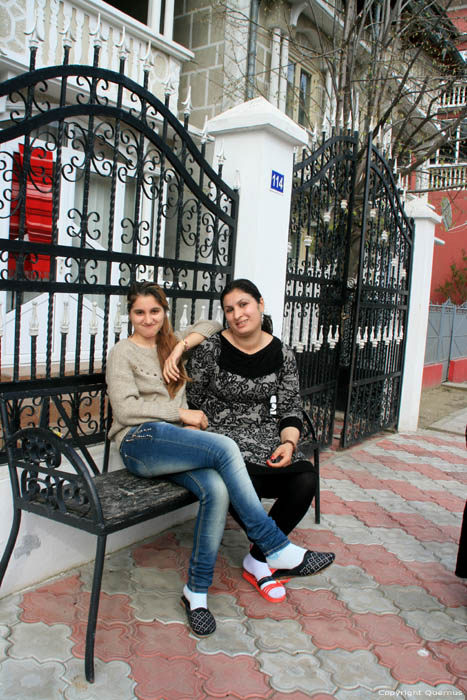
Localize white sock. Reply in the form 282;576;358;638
183;584;207;610
243;553;285;600
265;543;306;570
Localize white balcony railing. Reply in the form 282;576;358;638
427;164;467;190
398;163;467;193
0;0;192;106
439;84;467;110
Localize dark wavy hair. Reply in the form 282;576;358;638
220;278;273;334
127;280;188;397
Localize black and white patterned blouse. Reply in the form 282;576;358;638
186;333;304;466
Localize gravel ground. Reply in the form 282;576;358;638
418;382;467;429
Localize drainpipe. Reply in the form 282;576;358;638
246;0;260;100
269;27;281;107
278;34;289;112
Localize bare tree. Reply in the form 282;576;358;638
214;0;466;182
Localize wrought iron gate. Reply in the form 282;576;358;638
283;132;358;446
0;44;238;457
284;133;413;448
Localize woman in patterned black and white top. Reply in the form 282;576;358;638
187;279;319;604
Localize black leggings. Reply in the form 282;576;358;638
229;461;318;562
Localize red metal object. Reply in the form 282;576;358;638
8;144;54;280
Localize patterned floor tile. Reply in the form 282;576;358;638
316;648;396;691
196;619;258;657
131;619;197;657
8;621;74;662
0;593;23;627
419;580;467;607
246;617;316;654
373;643;458;685
351;612;423;646
62;656;135;700
0;624;11;660
289;588;350;617
323;564;378;590
334;586;398;615
130;590;186;623
20;576;86;626
378;584;445;613
71;620;134;662
1;424;466;698
257;649;336;695
131;565;184;594
233;587;299;621
401;610;467;643
427;640;467;679
0;657;67;700
208;592;248;621
199;653;274;698
129;655;205;700
302;614;370;651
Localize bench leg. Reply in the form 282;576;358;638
85;534;107;684
314;447;320;524
0;508;22;586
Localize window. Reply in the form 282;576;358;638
103;0;149;26
432;120;467;165
285;61;313;128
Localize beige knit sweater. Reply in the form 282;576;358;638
106;320;221;447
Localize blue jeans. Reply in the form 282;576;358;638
120;421;289;592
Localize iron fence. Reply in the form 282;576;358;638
0;43;238;461
425;300;467;380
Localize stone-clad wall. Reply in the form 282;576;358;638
174;0;275;129
0;0;27;60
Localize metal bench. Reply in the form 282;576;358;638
0;373;196;683
0;373;321;682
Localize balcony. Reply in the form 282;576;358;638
0;0;192;108
427;163;467;190
439;83;467;110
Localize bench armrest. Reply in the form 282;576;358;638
6;427;105;525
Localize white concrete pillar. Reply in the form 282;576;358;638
206;97;308;334
269;28;281;107
398;196;441;431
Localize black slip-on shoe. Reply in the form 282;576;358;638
181;595;216;636
272;550;335;580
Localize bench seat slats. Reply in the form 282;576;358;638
93;470;196;529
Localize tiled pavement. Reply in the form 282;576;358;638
0;423;466;699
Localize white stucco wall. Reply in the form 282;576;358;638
206;96;308;334
0;445;197;597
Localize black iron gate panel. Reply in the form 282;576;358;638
342;136;413;447
0;45;238;458
283;133;358;446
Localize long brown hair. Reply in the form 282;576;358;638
127;280;189;397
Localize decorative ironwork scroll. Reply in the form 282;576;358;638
284;131;413;448
0;45;238;460
342;136;413;447
283;132;358;446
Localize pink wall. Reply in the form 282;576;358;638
427;189;467;304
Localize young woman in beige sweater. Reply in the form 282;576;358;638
106;281;334;637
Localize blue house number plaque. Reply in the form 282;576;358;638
270;170;284;193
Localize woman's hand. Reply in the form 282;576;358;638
179;408;209;430
266;442;294;468
163;341;185;383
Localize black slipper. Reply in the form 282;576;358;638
180;595;216;637
272;550;335;580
